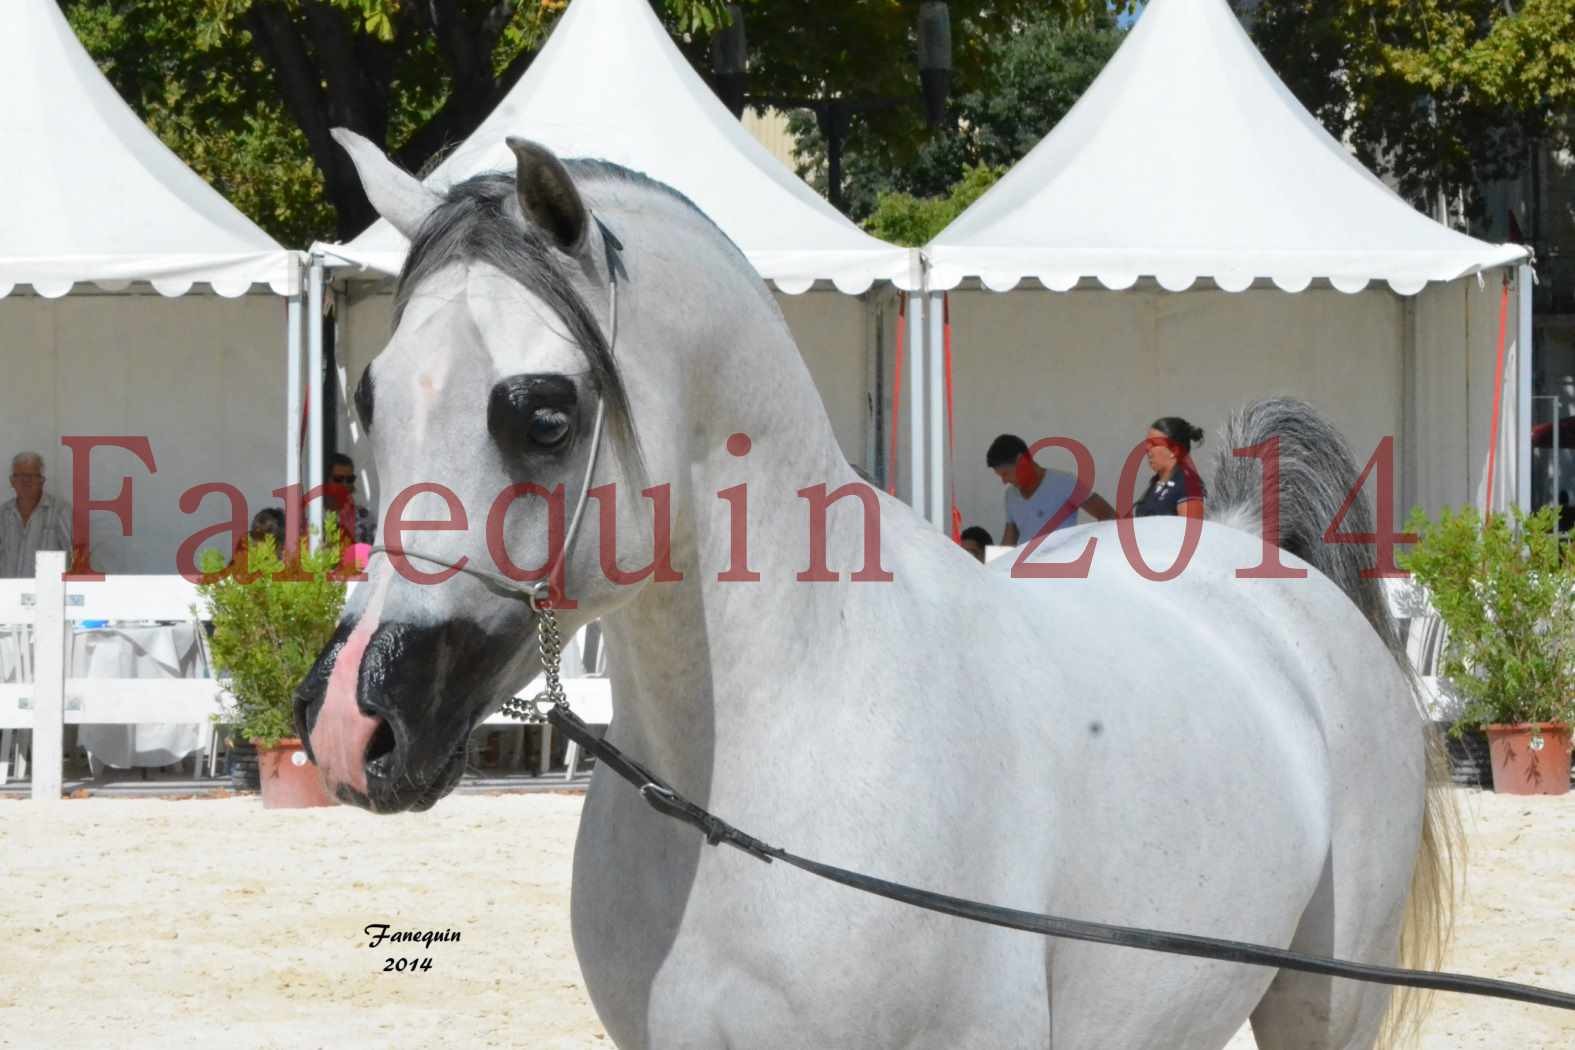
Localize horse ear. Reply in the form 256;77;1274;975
331;128;442;241
507;137;588;254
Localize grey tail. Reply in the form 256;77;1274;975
1207;398;1402;660
1211;399;1462;1050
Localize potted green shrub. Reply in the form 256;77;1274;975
195;526;347;808
1400;505;1575;795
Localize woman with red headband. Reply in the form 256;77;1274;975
1132;416;1207;520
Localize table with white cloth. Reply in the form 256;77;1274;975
71;622;212;769
0;625;30;684
0;626;34;780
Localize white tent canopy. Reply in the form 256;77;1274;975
925;0;1528;294
0;1;302;574
315;0;909;295
913;0;1532;533
0;0;296;298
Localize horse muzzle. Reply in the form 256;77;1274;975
294;617;512;814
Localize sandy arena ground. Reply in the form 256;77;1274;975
1;788;1570;1050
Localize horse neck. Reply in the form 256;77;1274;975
596;248;880;793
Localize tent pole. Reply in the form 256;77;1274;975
1400;294;1419;520
865;291;883;480
1517;263;1534;514
908;291;928;519
926;290;946;530
285;259;304;555
307;256;326;544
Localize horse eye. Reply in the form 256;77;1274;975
488;374;579;457
528;409;572;448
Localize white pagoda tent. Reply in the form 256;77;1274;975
915;0;1532;536
0;0;304;573
312;0;915;514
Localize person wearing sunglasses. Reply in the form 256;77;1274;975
1132;417;1207;520
327;452;376;546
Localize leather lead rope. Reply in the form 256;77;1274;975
544;704;1575;1014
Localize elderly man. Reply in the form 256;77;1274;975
1;452;74;578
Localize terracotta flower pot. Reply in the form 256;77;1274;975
254;737;336;809
1482;724;1572;796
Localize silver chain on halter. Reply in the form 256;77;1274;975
498;585;570;725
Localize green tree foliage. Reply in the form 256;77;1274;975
198;0;738;239
1243;0;1574;224
1364;0;1575;112
941;13;1123;173
62;1;334;246
196;528;347;748
864;163;1004;246
60;0;730;242
60;0;1123;242
741;0;1108;138
833;11;1121;231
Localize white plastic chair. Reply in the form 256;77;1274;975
187;627;225;779
1378;576;1457;723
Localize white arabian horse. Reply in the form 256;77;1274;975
297;129;1457;1050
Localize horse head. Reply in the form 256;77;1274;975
295;130;659;812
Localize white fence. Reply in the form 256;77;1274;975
0;551;612;801
0;552;223;800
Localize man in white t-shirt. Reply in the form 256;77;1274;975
986;434;1116;546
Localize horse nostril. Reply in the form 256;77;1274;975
365;719;397;772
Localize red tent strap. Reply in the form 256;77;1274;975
299;387;311;472
889;296;906;497
1483;276;1512;526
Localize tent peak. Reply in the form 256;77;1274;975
0;2;294;297
925;0;1527;294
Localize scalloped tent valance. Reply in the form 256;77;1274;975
0;2;297;299
942;266;1509;297
0;263;299;301
924;0;1528;295
314;0;909;295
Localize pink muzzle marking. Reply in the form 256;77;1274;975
310;573;392;796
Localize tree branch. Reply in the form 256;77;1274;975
301;2;387;139
482;0;522;42
392;0;529;173
243;6;331;169
427;0;491;102
393;86;492;173
490;41;542;106
243;2;378;238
